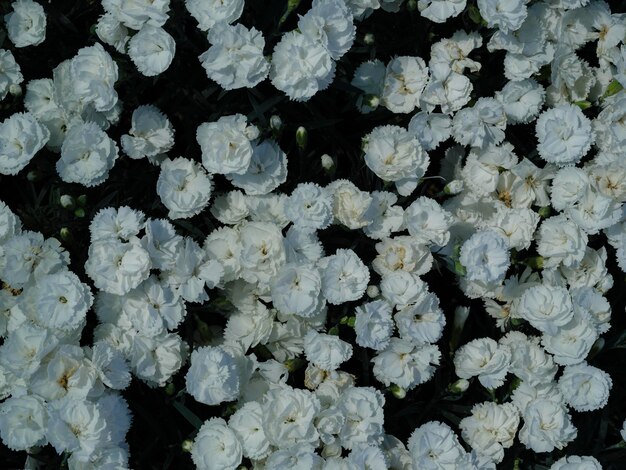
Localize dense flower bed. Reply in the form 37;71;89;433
1;0;626;468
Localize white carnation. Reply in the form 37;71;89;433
192;418;243;470
0;112;49;176
536;104;593;166
319;249;369;305
128;25;175;77
5;0;46;48
186;346;240;405
156;157;213;219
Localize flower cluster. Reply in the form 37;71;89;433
1;0;626;468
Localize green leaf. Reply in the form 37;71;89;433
173;401;203;430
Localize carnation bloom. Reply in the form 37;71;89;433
199;23;269;90
57;122;118;187
299;0;355;60
121;105;174;159
227;139;287;195
558;363;612;412
381;56;429;114
304;330;353;371
536;104;593;166
285;183;333;232
0;395;47;450
404;196;454;246
514;284;573;335
5;0;47;48
338;387;385;450
536;215;588;268
156;157;213;219
270;31;335;102
270;263;324;318
185;0;244;31
0;112;49;176
372;338;441;390
454;338;511;389
354;300;394;350
69;43;119;112
319;249;370;305
128;25;175;76
192;418;243;470
459;230;510;284
228;402;270;460
518;398;577;453
408;421;467;468
0;49;23;100
452;97;507;149
363;125;429;195
186;346;240;405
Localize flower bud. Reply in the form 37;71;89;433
444;180;463;195
59;227;72;242
270;114;282;132
77;194;88;206
538;206;551;218
390;384;406;399
60;195;75;209
321;154;334;171
363;33;375;45
363;94;380;109
9;84;22;97
448;378;470;393
366;285;380;298
406;0;417;10
182;439;194;453
26;170;39;181
164;383;176;396
296;126;308;150
74;208;86;218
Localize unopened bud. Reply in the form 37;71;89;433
363;94;380;109
182;439;194;452
444;180;463;195
164;383;176;396
406;0;417;10
390;384;406;399
448;378;470;393
9;84;22;97
26;170;39;182
270;115;282;132
74;208;86;218
60;195;75;209
59;227;72;242
363;33;375;45
321;154;334;171
296;126;308;150
77;194;88;206
538;206;551;218
366;285;380;298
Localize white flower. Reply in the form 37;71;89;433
261;386;321;448
354;300;394;351
372;236;433;277
85;239;151;295
541;312;598;366
70;43;119;112
229;401;270;460
536;215;588;268
185;0;243;31
239;221;286;286
163;237;223;303
285;183;333;232
47;397;107;457
459;402;520;464
452;97;507;149
0;395;47;450
327;179;374;229
57;122;118;187
380;270;427;308
141;218;183;270
363;125;429;194
395;291;445;344
128;25;175;77
90;206;145;242
121;105;174;159
418;0;466;23
228;139;287;195
102;0;169;30
0;200;21;244
478;0;528;33
156;157;212;219
265;446;324;468
454;338;511;389
204;226;241;282
319;249;369;305
536;104;593;166
518;399;577;453
408;421;467;468
130;331;187;386
338;387;385;450
0;49;23;101
0;112;49;176
300;0;355;60
460;230;510;284
32;270;93;331
408;111;452;151
488;206;539;251
514;284;573;336
304;330;352;371
270;31;335;102
558;363;612;412
381;56;429;114
404;197;454;246
496;79;545;124
95;13;129;53
270;263;324;318
186;346;240;406
5;0;46;48
0;324;57;380
192;418;243;470
199;23;269;90
499;332;557;386
550;455;602;470
372;338;440;390
550;166;589;212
